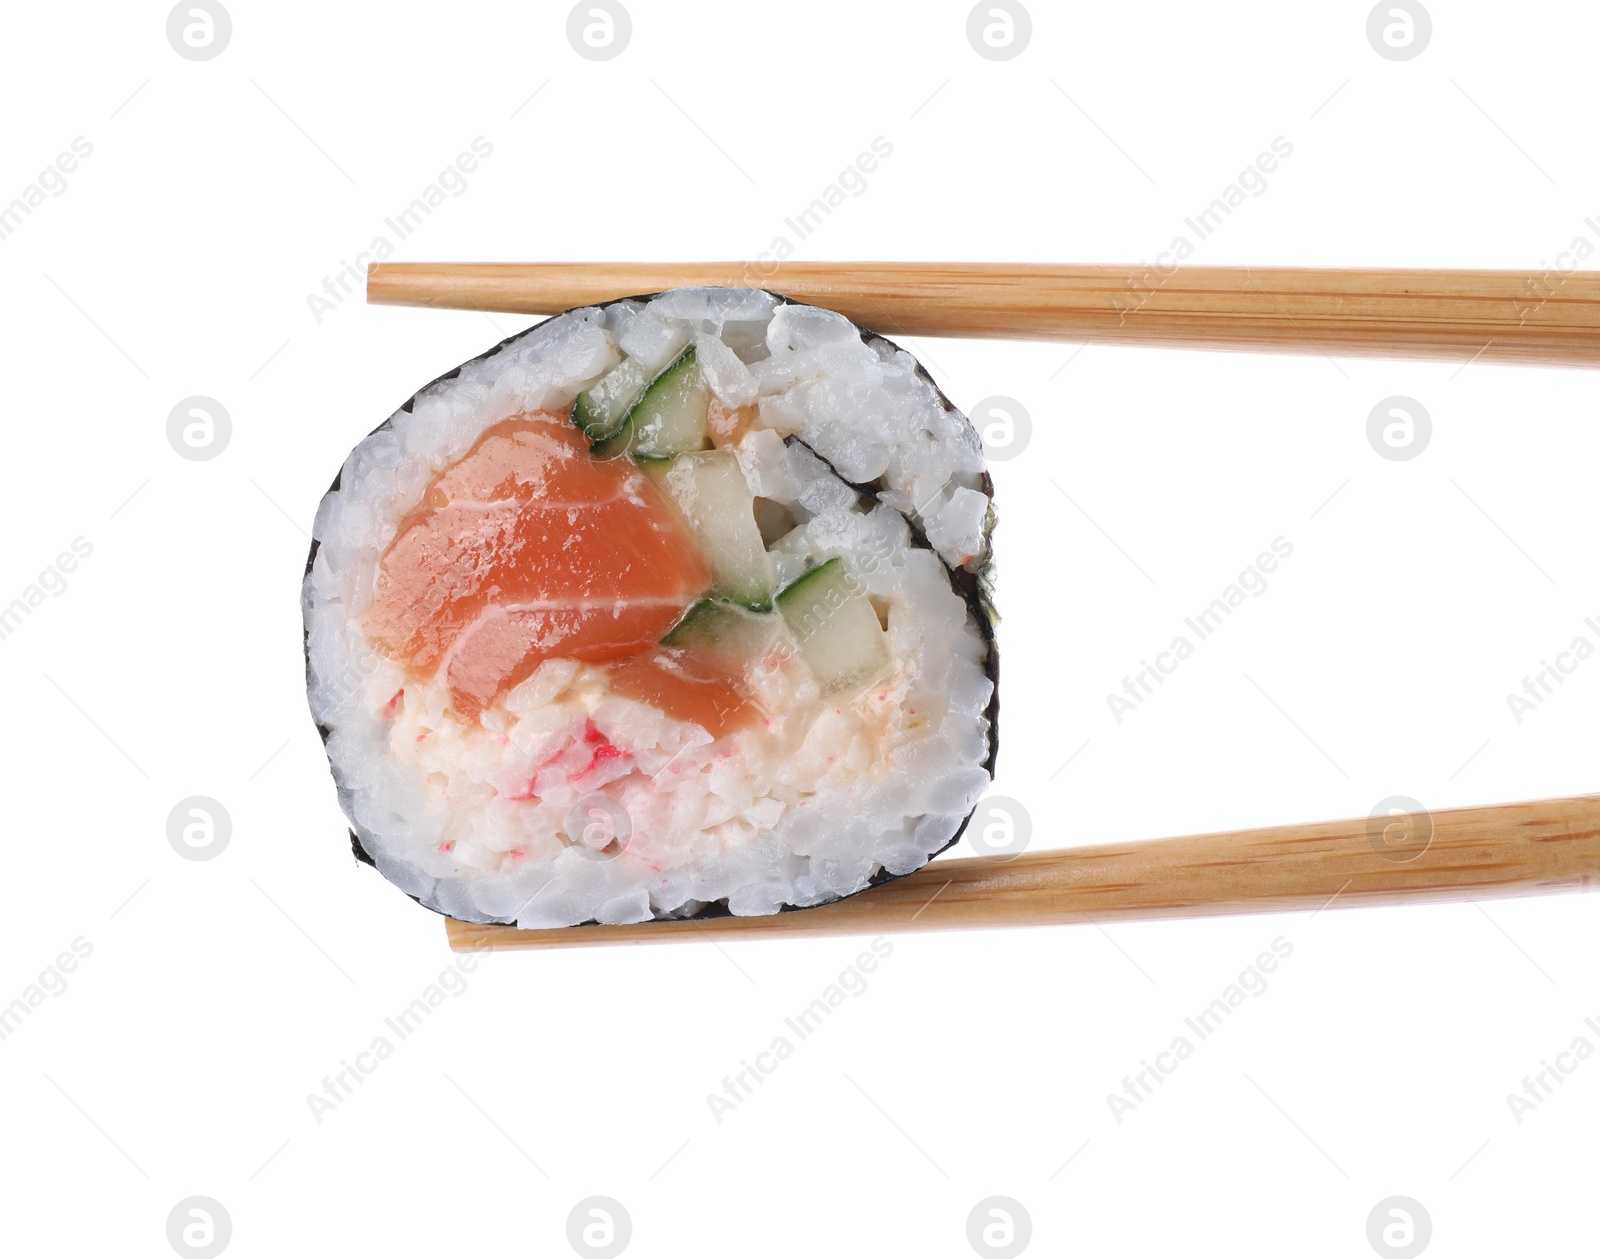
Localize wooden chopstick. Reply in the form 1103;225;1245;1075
368;261;1600;367
445;793;1600;951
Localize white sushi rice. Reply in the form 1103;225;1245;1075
304;288;995;927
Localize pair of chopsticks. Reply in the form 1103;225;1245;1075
367;261;1600;951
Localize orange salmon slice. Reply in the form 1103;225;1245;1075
363;415;712;721
605;651;763;739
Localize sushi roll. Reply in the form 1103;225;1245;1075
303;288;998;929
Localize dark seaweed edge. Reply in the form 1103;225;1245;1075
303;287;1000;929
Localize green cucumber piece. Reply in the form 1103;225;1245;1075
774;557;891;697
592;347;711;458
641;450;775;610
662;598;782;663
571;356;653;442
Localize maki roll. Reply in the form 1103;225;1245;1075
303;288;998;929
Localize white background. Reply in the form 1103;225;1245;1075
2;1;1597;1255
